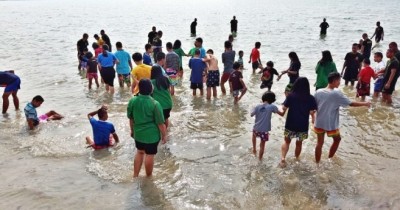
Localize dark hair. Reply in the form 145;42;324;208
32;95;44;102
328;72;341;83
92;42;99;49
132;53;143;62
145;44;152;51
389;42;398;48
94;34;99;39
83;33;89;39
196;37;203;44
377;21;380;25
166;42;173;50
207;49;214;54
116;42;122;49
151;65;170;90
157;30;163;37
228;35;233;40
262;91;276;103
194;49;200;55
233;62;241;70
363;58;371;65
319;50;333;65
100;29;105;34
224;41;232;49
83;48;88;52
266;61;274;67
290;77;310;96
102;45;109;56
173;40;182;49
139;79;153;95
255;42;261;48
86;52;93;59
374;52;383;58
97;108;106;119
288;52;300;62
352;43;359;47
156;52;166;61
239;50;243;54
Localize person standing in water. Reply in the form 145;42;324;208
77;33;89;70
320;18;329;35
371;21;384;44
315;50;337;90
230;16;238;35
361;33;373;60
148;26;157;45
190;18;197;37
341;43;363;86
203;49;220;100
0;71;20;114
100;30;112;52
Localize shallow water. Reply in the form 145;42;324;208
1;0;400;209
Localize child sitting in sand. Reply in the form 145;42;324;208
86;105;119;150
24;95;63;130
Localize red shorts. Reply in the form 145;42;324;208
221;72;231;84
91;135;115;150
313;127;340;137
87;73;98;79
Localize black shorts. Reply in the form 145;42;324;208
252;62;259;70
190;82;203;90
135;140;160;155
163;108;171;120
100;67;116;87
206;70;220;87
382;77;399;95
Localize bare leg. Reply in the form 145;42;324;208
133;150;145;177
11;91;19;111
165;118;169;129
2;92;10;114
252;133;257;155
170;86;175;96
212;87;217;98
373;92;379;98
109;86;115;95
192;89;196;96
221;81;226;94
95;78;100;88
89;78;93;89
386;95;393;104
105;84;110;92
200;88;204;96
206;87;211;100
315;133;325;164
46;110;64;120
234;96;239;104
259;140;266;160
86;136;94;145
144;154;155;177
280;137;291;167
118;75;124;87
328;136;342;158
238;89;247;101
295;140;303;160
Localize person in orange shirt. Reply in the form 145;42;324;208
131;53;151;95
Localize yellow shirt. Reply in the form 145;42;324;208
97;38;105;46
131;64;152;94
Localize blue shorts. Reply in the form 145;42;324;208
4;78;21;93
374;78;383;92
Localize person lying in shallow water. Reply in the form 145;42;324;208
24;95;63;130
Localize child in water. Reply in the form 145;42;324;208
356;58;376;100
260;61;279;91
86;105;119;150
229;62;247;103
251;91;284;160
24;95;63;130
237;50;244;70
86;52;100;89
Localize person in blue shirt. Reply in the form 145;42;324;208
24;95;63;130
143;44;153;66
97;45;119;94
114;42;132;88
189;49;207;96
86;105;119;150
195;37;206;58
0;70;20;114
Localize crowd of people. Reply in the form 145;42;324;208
1;17;398;177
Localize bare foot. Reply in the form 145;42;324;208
252;149;257;155
279;159;287;168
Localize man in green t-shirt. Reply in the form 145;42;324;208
127;79;167;177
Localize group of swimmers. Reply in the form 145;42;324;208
0;17;398;177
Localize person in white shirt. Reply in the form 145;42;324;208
372;52;386;98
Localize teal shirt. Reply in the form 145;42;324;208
173;48;185;68
315;61;337;89
151;79;173;110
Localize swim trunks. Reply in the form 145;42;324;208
206;70;220;87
